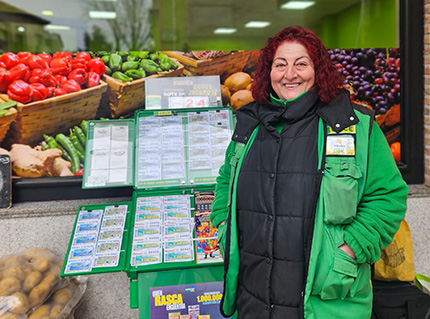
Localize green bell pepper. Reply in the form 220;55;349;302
109;53;122;72
121;61;140;72
125;68;146;80
159;53;178;69
101;55;110;64
104;65;112;76
112;71;133;82
140;59;161;74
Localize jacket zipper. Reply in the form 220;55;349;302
299;122;328;319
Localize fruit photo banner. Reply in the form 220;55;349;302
0;49;401;183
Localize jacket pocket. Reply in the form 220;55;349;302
323;158;362;224
312;226;358;300
320;249;357;300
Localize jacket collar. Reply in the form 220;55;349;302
232;89;359;143
315;90;359;133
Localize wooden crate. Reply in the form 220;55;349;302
2;81;107;146
163;51;251;82
0;107;17;144
99;60;184;118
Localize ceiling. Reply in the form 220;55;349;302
186;0;363;41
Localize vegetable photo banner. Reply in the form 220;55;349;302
0;49;401;186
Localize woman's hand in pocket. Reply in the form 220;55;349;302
338;243;356;260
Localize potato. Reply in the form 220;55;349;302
7;292;30;315
224;72;252;94
0;312;24;319
52;288;72;306
23;271;43;292
0;277;21;296
2;267;26;281
30;258;51;273
28;304;51;319
49;304;63;318
28;282;51;307
40;274;59;288
220;84;231;105
43;263;61;278
230;89;255;113
3;255;25;268
23;248;55;263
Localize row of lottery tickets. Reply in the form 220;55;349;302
130;195;195;267
64;205;128;274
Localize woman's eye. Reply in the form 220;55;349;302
296;62;308;70
274;63;286;69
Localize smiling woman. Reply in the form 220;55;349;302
270;42;315;101
210;25;408;319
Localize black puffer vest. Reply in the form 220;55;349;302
235;91;321;319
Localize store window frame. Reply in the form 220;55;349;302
11;0;424;202
398;0;424;184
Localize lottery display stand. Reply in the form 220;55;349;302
61;77;236;319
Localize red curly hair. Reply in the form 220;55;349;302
252;25;343;104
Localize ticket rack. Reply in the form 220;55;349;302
61;105;236;319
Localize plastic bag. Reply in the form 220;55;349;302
0;248;87;319
374;219;415;282
415;273;430;295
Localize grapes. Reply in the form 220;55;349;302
328;47;400;115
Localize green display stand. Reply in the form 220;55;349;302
63;103;234;318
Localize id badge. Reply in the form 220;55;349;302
326;134;355;156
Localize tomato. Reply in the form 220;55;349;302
390;142;401;163
75;168;84;176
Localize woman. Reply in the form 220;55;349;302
210;26;408;319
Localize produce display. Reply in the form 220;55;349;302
220;71;254;112
41;120;88;175
0;52;106;104
0;48;402;180
328;48;400;115
92;50;179;82
0;248;87;319
328;48;402;162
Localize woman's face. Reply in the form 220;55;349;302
270;41;315;101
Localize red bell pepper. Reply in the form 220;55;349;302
17;52;33;65
37;53;51;65
87;71;100;88
53;87;67;96
30;83;48;101
67;68;87;86
52;52;72;62
74;168;84;176
61;79;81;93
0;61;6;69
29;68;42;84
28;55;49;70
46;86;67;97
70;58;88;71
0;69;11;92
0;52;20;69
38;69;57;87
54;74;67;87
7;80;33;104
75;52;91;61
87;57;106;75
46;86;55;98
50;57;71;76
9;63;31;82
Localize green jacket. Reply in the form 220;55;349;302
210;97;408;318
